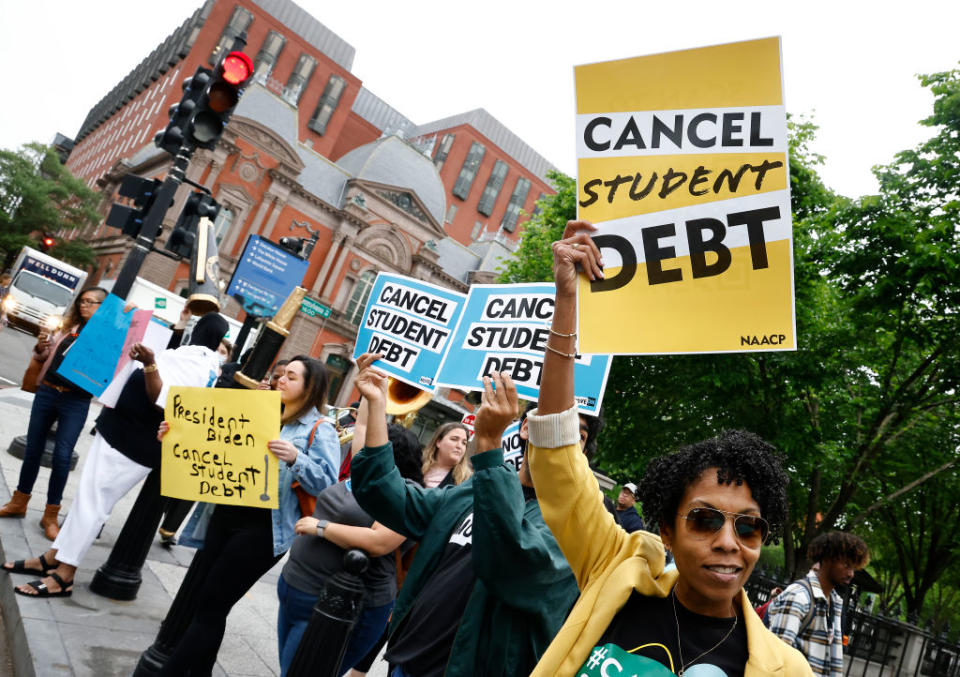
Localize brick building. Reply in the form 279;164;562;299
61;0;557;429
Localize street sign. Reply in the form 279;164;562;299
225;235;310;317
155;297;167;309
300;296;331;319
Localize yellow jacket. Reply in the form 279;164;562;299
526;407;813;677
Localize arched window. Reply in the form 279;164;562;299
344;270;375;325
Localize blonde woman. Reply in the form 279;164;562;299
420;422;471;487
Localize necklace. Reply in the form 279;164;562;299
671;588;738;676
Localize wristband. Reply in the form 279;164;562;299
316;519;329;539
143;363;159;374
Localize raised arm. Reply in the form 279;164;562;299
528;221;664;587
471;373;576;612
350;352;446;540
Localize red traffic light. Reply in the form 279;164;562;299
39;234;55;251
221;52;253;86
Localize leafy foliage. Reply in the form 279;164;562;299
495;73;960;616
0;143;101;269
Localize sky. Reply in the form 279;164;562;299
2;1;958;199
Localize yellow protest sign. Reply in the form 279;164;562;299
575;37;795;355
161;387;282;509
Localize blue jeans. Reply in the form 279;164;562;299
277;575;394;676
391;666;412;677
18;385;90;505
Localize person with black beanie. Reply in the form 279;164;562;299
7;313;229;599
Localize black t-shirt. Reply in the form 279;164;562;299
386;509;476;677
44;333;92;398
590;590;748;677
96;369;163;468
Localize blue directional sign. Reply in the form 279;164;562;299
226;235;309;317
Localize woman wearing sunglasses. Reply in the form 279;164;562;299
525;221;812;676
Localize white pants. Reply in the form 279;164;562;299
52;433;151;567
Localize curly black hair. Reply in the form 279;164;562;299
807;531;870;567
637;429;788;540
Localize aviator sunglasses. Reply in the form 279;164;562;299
679;507;769;547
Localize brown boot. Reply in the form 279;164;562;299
40;505;61;541
0;490;30;517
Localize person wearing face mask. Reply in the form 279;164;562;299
0;287;107;540
525;221;812;677
5;313;229;599
420;422;472;488
156;355;339;676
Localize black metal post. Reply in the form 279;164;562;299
113;145;194;299
89;469;166;600
287;549;369;677
132;546;214;675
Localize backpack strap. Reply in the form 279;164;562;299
307;416;329;448
796;577;818;640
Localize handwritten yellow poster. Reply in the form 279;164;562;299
575;37;795;354
161;387;282;508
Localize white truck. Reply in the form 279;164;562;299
2;247;88;335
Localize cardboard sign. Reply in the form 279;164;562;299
56;293;154;397
501;421;524;474
352;273;466;393
435;283;611;415
161;387;282;508
575;37;795;355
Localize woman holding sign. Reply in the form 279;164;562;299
524;221;811;676
0;287;107;539
160;355;340;676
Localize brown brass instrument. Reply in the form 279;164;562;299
385;377;433;428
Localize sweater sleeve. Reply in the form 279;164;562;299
526;406;664;589
351;442;447;541
470;448;573;613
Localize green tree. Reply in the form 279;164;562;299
0;142;101;270
498;169;575;283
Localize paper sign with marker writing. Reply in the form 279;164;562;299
575;37;795;355
161;387;281;509
435;283;611;416
352;273;466;393
56;293;154;397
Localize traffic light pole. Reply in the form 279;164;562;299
111;146;193;299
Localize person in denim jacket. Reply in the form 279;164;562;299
158;354;339;676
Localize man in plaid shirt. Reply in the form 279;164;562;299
768;532;869;677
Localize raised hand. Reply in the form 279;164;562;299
473;371;519;454
551;220;604;297
354;352;388;404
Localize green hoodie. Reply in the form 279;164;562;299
352;443;579;676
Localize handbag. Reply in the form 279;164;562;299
21;356;43;393
291;417;327;518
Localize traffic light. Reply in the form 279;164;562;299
154;71;209;156
278;236;305;257
166;192;220;259
105;175;163;237
154;51;253;155
39;234;55;252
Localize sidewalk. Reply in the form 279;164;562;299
0;386;386;677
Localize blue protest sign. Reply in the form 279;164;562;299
352;273;466;393
226;235;310;317
434;283;612;416
56;293;135;397
501;421;524;473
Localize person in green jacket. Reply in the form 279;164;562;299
351;352;580;677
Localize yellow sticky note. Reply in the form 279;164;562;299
161;387;282;509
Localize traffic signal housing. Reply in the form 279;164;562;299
166;192;221;259
155;51;253;155
105;175;163;237
278;236;305;257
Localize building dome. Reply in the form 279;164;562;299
337;135;446;224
